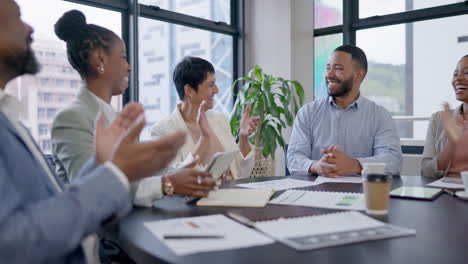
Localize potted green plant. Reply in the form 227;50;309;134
230;65;305;176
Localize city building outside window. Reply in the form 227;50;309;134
5;0;239;150
138;0;234;140
5;0;122;153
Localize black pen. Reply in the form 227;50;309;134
163;235;224;239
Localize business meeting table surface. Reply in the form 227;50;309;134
119;175;468;264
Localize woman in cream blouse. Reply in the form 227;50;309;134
151;56;260;179
421;55;468;177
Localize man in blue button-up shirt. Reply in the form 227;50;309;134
287;45;402;176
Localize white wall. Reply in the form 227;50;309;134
245;0;314;176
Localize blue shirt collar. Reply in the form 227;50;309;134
328;94;363;110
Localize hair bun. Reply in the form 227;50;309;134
55;10;87;42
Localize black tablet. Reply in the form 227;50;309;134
390;187;443;201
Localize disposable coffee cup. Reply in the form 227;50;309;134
461;171;468;190
363;173;392;215
362;163;386;175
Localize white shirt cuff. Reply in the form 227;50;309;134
104;161;130;192
133;176;164;207
178;153;195;168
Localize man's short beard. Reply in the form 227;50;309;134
3;48;40;77
327;77;353;97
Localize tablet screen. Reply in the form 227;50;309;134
205;150;239;179
390;187;442;200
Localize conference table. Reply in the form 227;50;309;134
119;175;468;264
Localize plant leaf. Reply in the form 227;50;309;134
261;130;270;158
262;125;275;159
230;103;242;136
291;80;305;105
284;106;293;126
233;65;305;159
254;65;263;83
293;97;299;115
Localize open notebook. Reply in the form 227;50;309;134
197;189;275;207
253;211;415;251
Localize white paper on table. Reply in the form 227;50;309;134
269;189;365;211
143;214;274;256
254;211;415;251
237;178;321;191
315;175;363;184
426;178;465;189
255;211;383;239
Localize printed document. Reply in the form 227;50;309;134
315;175;363;184
269;189;365;211
143;214;274;255
237;178;321;191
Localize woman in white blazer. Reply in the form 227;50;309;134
151;56;259;180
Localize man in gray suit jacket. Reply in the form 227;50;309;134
0;0;188;263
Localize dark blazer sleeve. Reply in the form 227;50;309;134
0;154;131;263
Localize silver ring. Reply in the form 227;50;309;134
197;175;202;185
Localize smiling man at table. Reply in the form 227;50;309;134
287;45;402;177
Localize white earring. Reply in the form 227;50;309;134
98;64;105;74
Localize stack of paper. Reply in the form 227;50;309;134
197;189;275;207
237;178;320;191
143;214;274;255
269;189;365;211
254;211;415;251
427;177;465;189
315;175;362;184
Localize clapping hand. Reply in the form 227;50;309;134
239;103;260;138
197;100;214;138
95;103;187;182
94;102;144;164
441;102;462;143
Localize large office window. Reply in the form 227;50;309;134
138;0;236;140
5;0;241;148
139;18;234;139
359;0;463;18
314;34;342;98
6;0;122;153
313;1;468;140
314;0;343;28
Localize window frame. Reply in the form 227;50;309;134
63;0;244;106
313;0;468;143
314;1;468;40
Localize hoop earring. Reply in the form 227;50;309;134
98;64;105;74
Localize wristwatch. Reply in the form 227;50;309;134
162;176;175;196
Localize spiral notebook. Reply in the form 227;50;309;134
269;190;365;211
253;211;415;251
